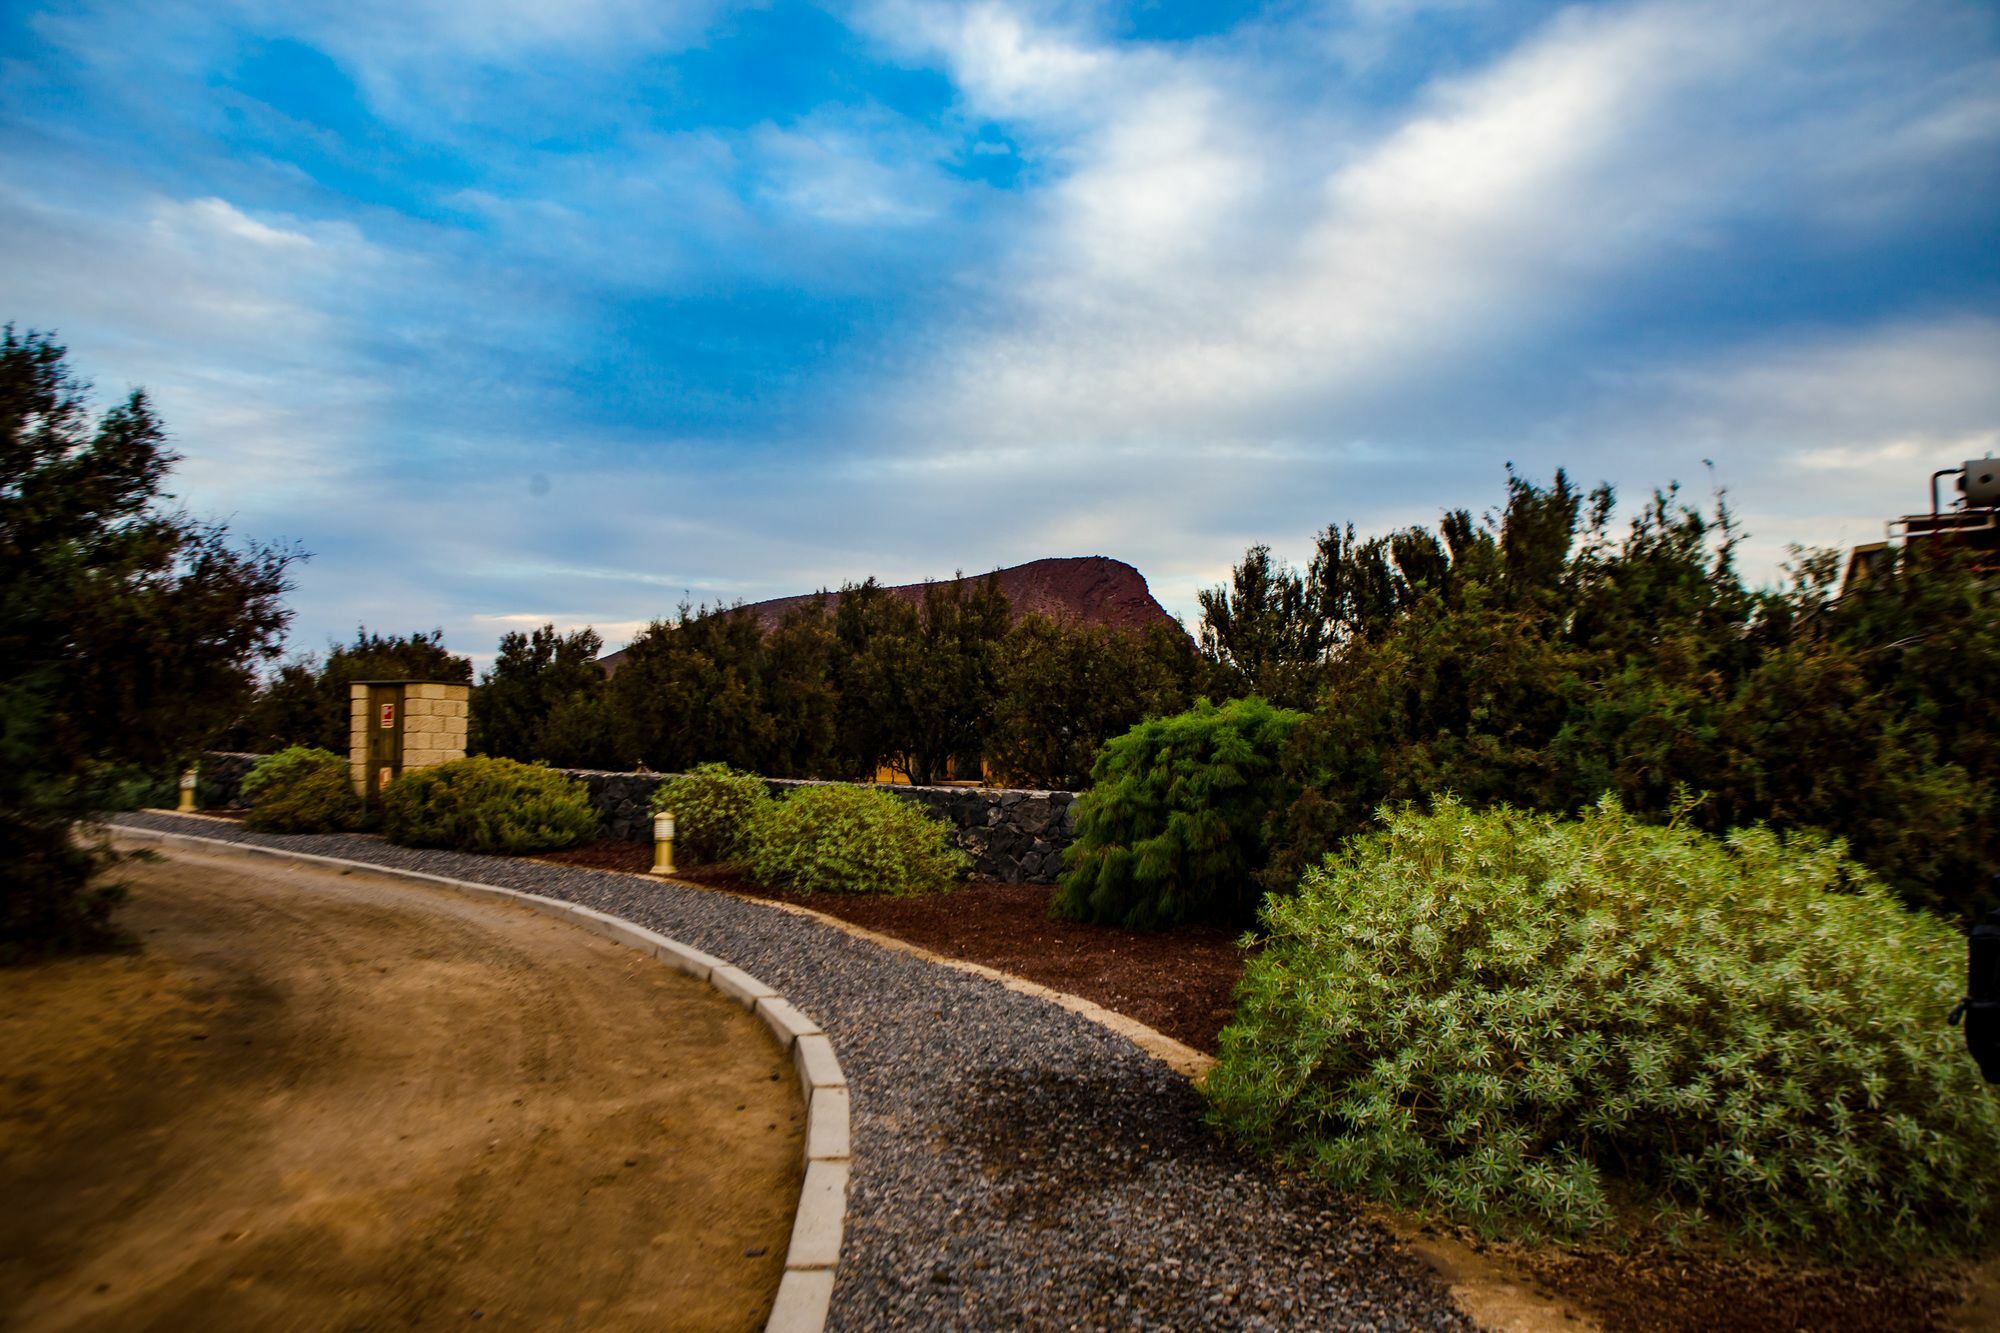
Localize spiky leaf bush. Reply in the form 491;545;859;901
241;746;365;833
650;763;772;864
1206;797;2000;1260
745;784;966;896
1052;697;1303;930
382;756;596;855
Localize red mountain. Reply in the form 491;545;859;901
599;556;1182;673
739;555;1180;633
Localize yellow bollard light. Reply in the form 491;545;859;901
650;810;676;876
177;767;198;813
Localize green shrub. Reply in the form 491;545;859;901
1206;797;2000;1261
382;756;596;854
241;747;365;833
744;784;967;896
1051;696;1303;930
650;763;772;864
98;764;178;812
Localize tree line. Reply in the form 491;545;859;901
232;577;1204;790
1198;470;2000;921
229;468;2000;920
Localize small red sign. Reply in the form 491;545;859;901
380;703;396;729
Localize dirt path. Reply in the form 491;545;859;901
0;846;803;1332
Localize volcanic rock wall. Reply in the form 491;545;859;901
551;769;1079;884
203;753;1079;884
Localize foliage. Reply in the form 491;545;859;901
240;746;364;833
1207;799;2000;1260
744;783;968;896
1052;697;1303;930
649;762;772;864
609;603;780;774
1264;470;2000;921
989;617;1200;789
97;766;178;813
381;757;596;855
834;575;1011;785
470;623;617;768
1;326;294;959
233;627;470;754
609;575;1115;787
760;599;843;777
1197;546;1328;709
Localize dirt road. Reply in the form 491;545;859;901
0;845;803;1332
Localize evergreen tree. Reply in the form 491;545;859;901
834;575;1010;785
234;627;470;753
607;604;772;772
1196;545;1325;708
2;327;295;957
990;617;1199;788
470;623;613;766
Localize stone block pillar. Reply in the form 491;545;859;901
349;680;473;799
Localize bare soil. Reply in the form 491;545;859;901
0;846;803;1332
537;840;1248;1052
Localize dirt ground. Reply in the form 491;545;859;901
0;845;803;1332
538;840;1249;1052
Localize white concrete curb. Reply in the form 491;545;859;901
109;824;848;1333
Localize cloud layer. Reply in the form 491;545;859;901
3;0;1996;663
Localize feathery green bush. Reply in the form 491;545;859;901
241;746;365;833
381;756;596;854
1051;696;1303;930
745;784;966;896
1206;798;2000;1260
650;762;772;864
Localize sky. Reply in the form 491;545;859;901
4;0;1998;668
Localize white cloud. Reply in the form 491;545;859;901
860;0;2000;457
1524;315;2000;580
751;111;963;227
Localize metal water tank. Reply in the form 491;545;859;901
1962;458;2000;508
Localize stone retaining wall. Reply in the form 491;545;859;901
521;768;1079;885
200;751;264;807
205;754;1080;885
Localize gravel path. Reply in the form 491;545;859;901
111;812;1473;1332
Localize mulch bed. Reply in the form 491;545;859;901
1503;1237;1969;1333
534;839;1248;1053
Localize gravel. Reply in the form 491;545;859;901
111;812;1473;1332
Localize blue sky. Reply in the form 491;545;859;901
5;0;1997;666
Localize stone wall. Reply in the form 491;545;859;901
202;753;1081;885
563;769;670;842
199;751;263;807
547;769;1079;885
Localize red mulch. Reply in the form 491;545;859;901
533;839;1248;1053
1505;1239;1967;1333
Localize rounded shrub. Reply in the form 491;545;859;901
1205;796;2000;1260
745;784;967;896
382;756;596;855
241;746;365;833
1052;696;1304;930
650;763;772;865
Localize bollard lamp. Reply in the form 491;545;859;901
650;810;676;876
177;767;198;814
